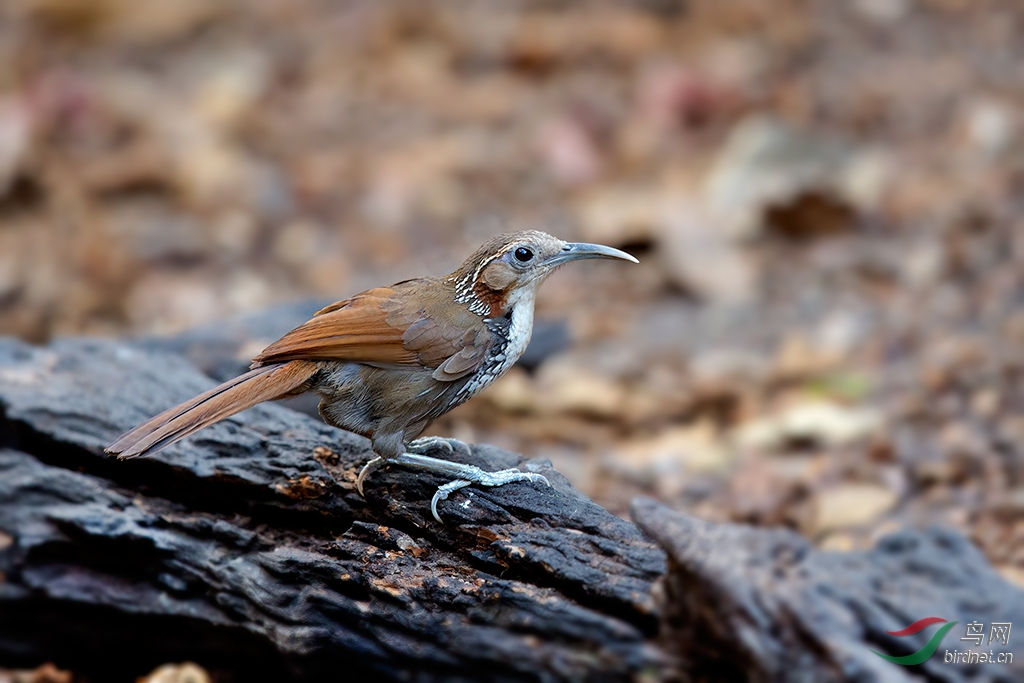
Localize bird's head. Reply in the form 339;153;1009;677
450;230;638;316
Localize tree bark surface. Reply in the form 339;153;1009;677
0;338;665;682
3;334;1024;683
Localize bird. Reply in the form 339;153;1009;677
106;230;638;521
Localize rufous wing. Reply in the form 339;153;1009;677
251;281;492;380
252;287;419;367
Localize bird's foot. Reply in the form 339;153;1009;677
407;436;471;456
356;451;550;522
426;466;549;523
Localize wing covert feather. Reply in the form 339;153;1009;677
251;280;492;380
252;287;418;367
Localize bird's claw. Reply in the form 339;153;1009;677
430;479;472;522
429;470;551;523
356;456;384;497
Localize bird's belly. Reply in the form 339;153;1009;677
314;362;459;436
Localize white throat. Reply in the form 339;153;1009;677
501;288;536;368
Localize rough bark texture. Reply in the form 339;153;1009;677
0;338;665;682
3;329;1024;683
632;498;1024;683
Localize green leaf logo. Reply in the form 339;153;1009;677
872;618;958;666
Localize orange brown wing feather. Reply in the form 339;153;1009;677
251;281;491;379
251;287;421;368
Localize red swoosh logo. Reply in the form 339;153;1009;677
886;617;947;636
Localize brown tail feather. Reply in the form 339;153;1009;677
106;360;319;459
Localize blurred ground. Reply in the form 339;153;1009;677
0;0;1022;606
0;662;208;683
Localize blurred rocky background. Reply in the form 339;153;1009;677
0;0;1022;617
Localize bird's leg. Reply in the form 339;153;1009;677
357;450;550;523
407;435;471;456
357;436;469;498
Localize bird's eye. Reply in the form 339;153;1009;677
514;247;534;262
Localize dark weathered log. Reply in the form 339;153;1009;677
632;498;1024;683
5;333;1024;683
0;338;665;682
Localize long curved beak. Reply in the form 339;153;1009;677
549;242;639;266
